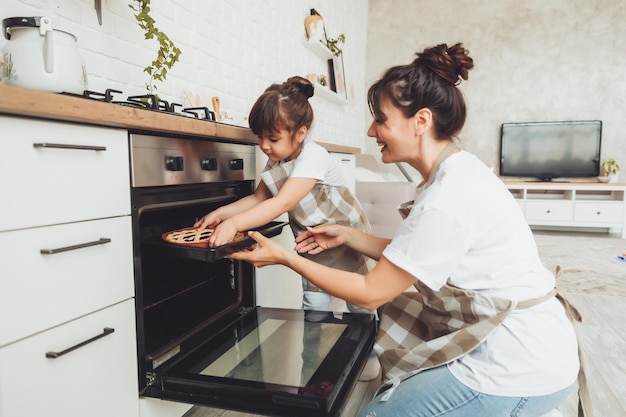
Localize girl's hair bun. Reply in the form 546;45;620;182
285;75;315;99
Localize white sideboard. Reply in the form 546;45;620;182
505;182;626;238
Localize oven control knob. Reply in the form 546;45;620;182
229;158;244;170
165;156;184;171
201;157;218;171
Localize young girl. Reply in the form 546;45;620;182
194;75;374;316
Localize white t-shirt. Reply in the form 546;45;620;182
382;150;579;396
264;139;346;186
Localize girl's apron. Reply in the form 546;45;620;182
374;141;593;417
259;160;374;292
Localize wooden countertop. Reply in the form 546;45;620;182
0;84;360;154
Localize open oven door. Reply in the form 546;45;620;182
141;307;377;417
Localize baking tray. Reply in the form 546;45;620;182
144;221;288;263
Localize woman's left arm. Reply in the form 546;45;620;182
229;231;415;310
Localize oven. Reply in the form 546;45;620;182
129;131;377;417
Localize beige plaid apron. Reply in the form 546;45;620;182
373;141;593;416
259;160;374;291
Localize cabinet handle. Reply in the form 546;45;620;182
46;327;115;358
33;143;107;151
40;238;111;254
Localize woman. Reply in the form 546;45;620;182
229;43;582;417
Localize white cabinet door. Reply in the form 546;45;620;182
525;201;573;223
0;116;130;232
574;202;624;224
0;216;134;346
0;299;139;417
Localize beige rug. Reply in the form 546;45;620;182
533;231;626;297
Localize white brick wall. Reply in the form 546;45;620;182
0;0;369;149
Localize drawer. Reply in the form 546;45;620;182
0;299;139;417
525;201;573;223
574;202;624;224
0;216;134;346
0;116;130;232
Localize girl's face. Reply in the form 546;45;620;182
366;96;416;164
258;126;307;162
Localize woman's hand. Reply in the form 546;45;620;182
228;231;289;267
294;224;347;255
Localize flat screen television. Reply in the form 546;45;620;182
499;120;602;182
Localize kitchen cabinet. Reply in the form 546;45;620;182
0;116;138;417
0;300;138;417
505;182;626;237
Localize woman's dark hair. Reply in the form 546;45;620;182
367;43;474;139
248;76;314;138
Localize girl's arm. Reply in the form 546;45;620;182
194;181;273;230
230;231;415;310
208;177;317;246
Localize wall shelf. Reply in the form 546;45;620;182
304;39;333;59
304;39;349;105
313;83;349;105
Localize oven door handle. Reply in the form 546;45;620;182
40;238;112;255
33;143;107;151
46;327;115;359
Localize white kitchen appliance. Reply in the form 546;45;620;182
1;16;87;94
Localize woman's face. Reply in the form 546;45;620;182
258;126;306;162
367;96;415;164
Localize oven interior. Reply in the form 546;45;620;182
133;182;257;383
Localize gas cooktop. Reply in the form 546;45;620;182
62;89;217;122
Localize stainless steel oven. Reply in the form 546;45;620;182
129;132;376;417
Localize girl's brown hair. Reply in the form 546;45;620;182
248;76;314;138
367;43;474;139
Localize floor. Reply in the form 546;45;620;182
184;231;626;417
558;293;626;417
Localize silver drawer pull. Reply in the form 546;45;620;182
46;327;115;359
33;143;107;151
40;238;111;254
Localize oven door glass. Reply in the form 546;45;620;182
144;307;376;417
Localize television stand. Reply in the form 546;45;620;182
504;181;626;238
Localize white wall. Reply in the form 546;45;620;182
366;0;626;182
0;0;369;149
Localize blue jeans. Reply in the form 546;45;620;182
302;290;372;314
358;365;573;417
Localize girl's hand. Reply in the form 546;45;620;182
294;224;346;255
228;231;288;267
208;219;238;247
194;212;221;230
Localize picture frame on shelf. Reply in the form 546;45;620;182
331;55;347;99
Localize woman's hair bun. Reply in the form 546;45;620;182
412;42;474;85
285;75;314;99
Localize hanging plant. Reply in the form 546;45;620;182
129;0;182;94
326;33;345;57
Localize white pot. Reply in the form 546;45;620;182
2;16;87;94
608;173;620;183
